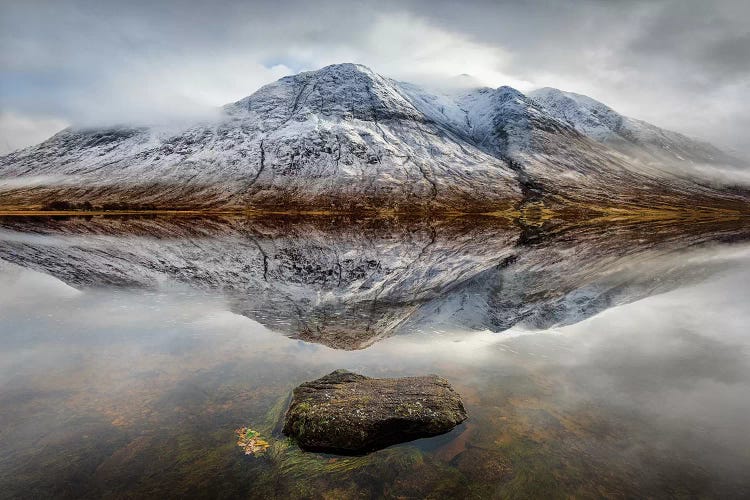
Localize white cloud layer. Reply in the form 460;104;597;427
0;112;68;154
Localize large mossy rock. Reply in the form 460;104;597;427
283;369;467;454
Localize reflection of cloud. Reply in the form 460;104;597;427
2;241;750;491
555;245;750;370
0;260;80;304
535;247;750;474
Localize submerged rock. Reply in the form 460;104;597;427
283;369;467;454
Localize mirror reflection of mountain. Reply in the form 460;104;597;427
0;214;748;349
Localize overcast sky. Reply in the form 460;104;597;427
1;0;748;155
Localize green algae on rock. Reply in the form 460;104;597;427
283;370;467;454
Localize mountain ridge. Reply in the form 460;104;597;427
528;86;743;167
1;63;747;214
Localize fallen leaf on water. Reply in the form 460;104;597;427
235;427;270;456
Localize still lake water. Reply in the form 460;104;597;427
1;214;749;498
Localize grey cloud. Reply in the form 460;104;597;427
622;0;750;85
1;0;748;154
404;0;749;153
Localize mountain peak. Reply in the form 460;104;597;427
495;85;524;95
279;63;380;84
531;87;616;115
315;62;375;74
529;87;621;140
226;62;421;123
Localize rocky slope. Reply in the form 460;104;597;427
0;63;746;212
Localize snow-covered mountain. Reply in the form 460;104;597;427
0;63;746;212
528;87;742;167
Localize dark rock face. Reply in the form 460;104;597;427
283;370;468;454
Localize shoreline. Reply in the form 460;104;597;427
0;204;747;222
